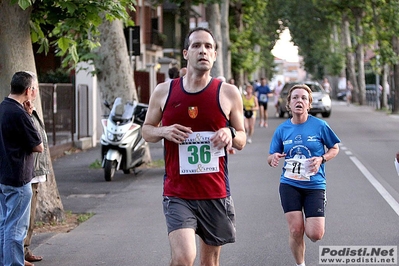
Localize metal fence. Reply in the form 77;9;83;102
39;70;163;152
39;83;75;147
366;90;378;106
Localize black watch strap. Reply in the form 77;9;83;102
228;126;236;139
321;155;326;164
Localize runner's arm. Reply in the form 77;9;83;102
142;82;192;144
216;83;246;151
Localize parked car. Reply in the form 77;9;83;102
336;84;381;102
277;81;332;118
365;84;382;91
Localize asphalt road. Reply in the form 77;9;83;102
31;100;399;266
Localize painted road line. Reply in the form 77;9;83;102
349;155;399;217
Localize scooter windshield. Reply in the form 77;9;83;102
110;98;134;124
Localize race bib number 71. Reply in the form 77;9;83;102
284;158;315;181
179;131;225;175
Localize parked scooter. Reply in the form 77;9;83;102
100;97;148;181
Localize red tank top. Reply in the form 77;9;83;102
162;77;230;199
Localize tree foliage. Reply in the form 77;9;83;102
0;0;138;223
270;0;341;79
366;0;399;71
7;0;399;111
229;0;275;81
152;0;277;82
22;0;136;68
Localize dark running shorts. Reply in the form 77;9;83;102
259;101;268;110
163;196;236;246
244;110;253;118
279;183;326;218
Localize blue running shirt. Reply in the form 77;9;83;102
269;116;340;189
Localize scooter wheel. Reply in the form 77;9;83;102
104;160;117;181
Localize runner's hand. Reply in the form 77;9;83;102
210;127;232;150
163;124;192;144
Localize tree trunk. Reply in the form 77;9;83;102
206;4;224;78
354;14;366;105
0;0;65;223
95;17;137;104
342;14;358;104
335;23;347;96
0;0;35;96
220;0;231;80
232;2;244;89
392;36;399;114
381;64;389;109
179;0;191;68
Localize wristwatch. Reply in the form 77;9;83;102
228;126;236;139
321;155;326;164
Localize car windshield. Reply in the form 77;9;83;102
284;83;323;93
366;84;378;90
307;84;322;92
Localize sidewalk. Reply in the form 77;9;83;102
30;141;166;265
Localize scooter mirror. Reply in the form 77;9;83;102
103;100;111;110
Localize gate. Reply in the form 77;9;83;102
39;83;75;150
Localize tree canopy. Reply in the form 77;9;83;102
0;0;138;223
229;0;276;81
22;0;135;68
4;0;399;109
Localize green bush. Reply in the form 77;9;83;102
39;68;71;83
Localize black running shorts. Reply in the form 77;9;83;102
279;183;326;218
163;196;236;246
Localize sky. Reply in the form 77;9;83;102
271;28;299;62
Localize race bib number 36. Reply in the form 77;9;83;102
179;131;225;175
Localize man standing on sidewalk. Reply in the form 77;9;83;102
0;71;43;266
23;101;50;266
142;27;246;266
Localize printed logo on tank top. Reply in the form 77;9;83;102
188;106;198;119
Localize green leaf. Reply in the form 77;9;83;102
18;0;32;10
57;37;71;53
63;2;77;14
69;45;79;65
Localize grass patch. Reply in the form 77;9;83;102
148;159;165;168
35;221;45;227
89;159;102;169
34;211;95;234
77;212;94;223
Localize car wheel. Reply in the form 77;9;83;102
322;111;331;118
278;107;285;118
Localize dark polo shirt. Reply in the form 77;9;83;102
0;97;42;187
